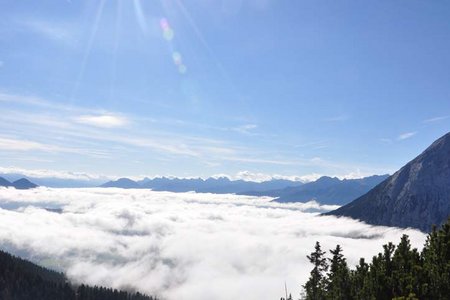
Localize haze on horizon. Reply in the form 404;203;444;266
1;0;450;180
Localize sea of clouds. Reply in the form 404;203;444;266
0;187;426;300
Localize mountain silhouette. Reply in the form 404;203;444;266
0;177;37;189
0;176;12;187
101;175;387;205
12;178;38;190
270;175;388;205
101;176;304;194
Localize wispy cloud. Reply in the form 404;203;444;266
0;91;392;175
232;124;258;135
75;114;129;128
0;136;112;159
17;19;76;45
0;166;114;181
0;136;65;152
0;92;84;112
423;116;449;123
0;92;298;166
398;131;417;140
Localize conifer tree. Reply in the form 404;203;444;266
391;235;421;298
350;258;372;300
303;241;328;300
300;218;450;300
421;220;450;299
325;245;351;300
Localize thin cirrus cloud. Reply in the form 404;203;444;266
0;136;66;152
0;136;112;159
232;124;258;135
422;116;449;123
17;18;76;45
0;92;318;168
74;114;129;128
0;188;426;300
0;166;114;181
398;131;417;140
0;91;397;175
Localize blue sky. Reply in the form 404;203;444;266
0;0;449;181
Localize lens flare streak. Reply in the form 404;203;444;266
159;17;187;75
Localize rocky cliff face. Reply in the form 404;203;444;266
327;132;450;232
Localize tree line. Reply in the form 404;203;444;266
282;218;450;300
0;249;156;300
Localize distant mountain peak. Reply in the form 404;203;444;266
101;178;140;188
327;132;450;231
116;177;137;183
0;176;12;187
272;175;388;205
206;176;230;182
100;176;304;194
0;177;38;189
12;178;38;189
315;176;340;183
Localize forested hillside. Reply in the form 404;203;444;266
0;250;155;300
288;218;450;300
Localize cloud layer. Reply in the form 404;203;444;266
0;188;426;300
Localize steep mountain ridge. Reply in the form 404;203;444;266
327;132;450;231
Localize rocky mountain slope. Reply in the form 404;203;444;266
327;132;450;231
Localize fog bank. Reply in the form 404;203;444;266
0;187;426;299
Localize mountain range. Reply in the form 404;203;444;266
0;177;38;189
101;176;304;193
0;173;107;188
101;175;388;206
243;175;388;205
327;132;450;232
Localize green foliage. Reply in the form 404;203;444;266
0;250;156;300
300;218;450;300
303;241;328;300
326;245;351;300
